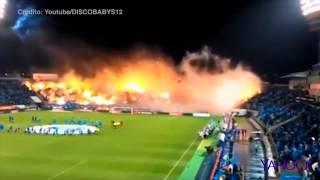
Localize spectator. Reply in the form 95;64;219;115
248;86;320;178
0;80;35;105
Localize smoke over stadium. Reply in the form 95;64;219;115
24;45;262;114
0;0;263;114
4;2;318;180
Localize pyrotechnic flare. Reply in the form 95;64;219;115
25;47;262;114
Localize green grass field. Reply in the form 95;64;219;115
0;111;210;180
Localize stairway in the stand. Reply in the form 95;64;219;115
244;140;265;180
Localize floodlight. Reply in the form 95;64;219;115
300;0;320;31
0;0;7;20
301;0;320;16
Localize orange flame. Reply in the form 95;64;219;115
24;48;262;113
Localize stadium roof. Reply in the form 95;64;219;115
312;63;320;69
281;71;309;78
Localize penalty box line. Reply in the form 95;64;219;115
163;137;198;180
47;159;87;180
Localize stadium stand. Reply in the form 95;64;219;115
0;80;36;105
248;86;320;179
248;87;307;127
272;107;320;178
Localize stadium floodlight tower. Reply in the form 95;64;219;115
301;0;320;62
0;0;7;20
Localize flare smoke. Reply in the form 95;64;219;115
25;46;262;114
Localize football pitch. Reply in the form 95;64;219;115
0;111;211;180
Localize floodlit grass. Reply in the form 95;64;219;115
0;111;209;180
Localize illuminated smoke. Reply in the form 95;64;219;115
26;46;262;114
174;46;262;112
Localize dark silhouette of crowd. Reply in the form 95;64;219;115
0;80;35;105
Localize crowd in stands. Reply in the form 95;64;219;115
248;86;320;179
0;80;35;105
248;87;307;127
272;108;320;179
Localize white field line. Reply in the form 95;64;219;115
197;141;204;150
47;159;87;180
163;138;198;180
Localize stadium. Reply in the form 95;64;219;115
2;1;320;180
0;71;246;180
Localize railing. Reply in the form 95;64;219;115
267;132;279;159
268;113;302;132
247;111;277;178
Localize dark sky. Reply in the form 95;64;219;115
0;0;318;80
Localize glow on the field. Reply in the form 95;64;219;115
301;0;320;16
0;0;7;19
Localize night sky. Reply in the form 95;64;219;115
0;0;318;81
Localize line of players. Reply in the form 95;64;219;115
6;115;96;135
9;115;103;126
24;126;94;135
199;122;216;139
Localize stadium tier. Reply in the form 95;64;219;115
0;80;36;105
247;86;320;179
